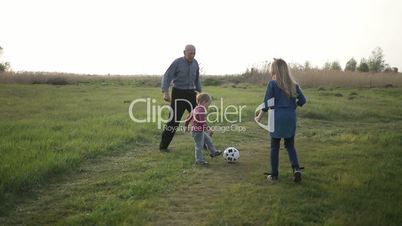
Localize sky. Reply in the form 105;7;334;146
1;0;401;75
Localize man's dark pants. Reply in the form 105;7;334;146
159;87;197;150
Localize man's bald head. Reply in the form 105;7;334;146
183;44;196;63
184;44;195;52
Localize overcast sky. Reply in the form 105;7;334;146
1;0;401;75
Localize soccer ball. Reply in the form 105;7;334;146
223;147;240;162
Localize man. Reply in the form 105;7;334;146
159;44;202;152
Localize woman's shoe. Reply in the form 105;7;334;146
266;175;278;182
293;170;302;183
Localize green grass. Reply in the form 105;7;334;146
0;83;402;226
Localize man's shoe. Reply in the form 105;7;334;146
159;148;170;153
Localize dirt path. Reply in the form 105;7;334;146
149;144;268;226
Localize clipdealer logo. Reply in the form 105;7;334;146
128;98;249;132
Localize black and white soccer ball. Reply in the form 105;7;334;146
223;147;240;162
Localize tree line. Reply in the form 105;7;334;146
311;47;397;73
1;46;399;74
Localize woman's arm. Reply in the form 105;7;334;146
296;85;306;107
262;80;275;112
255;110;265;122
255;81;274;122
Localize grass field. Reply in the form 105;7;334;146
1;81;402;225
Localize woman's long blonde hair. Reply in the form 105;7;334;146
270;58;297;98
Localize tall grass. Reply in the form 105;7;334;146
0;71;161;86
293;70;402;88
2;70;401;88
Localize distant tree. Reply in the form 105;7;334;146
0;46;5;72
368;47;386;72
345;58;357;71
0;46;11;72
0;62;10;72
330;61;342;71
323;61;331;70
357;58;369;72
384;66;399;73
384;67;393;73
304;61;311;70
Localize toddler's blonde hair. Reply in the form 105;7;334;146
196;92;211;104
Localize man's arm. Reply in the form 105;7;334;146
195;65;202;92
161;59;177;101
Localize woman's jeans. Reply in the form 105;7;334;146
270;136;300;177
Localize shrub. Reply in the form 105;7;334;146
46;77;69;85
203;78;222;86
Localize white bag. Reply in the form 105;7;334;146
268;109;275;132
267;98;275;132
255;98;275;132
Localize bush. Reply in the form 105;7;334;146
46;77;69;85
203;78;222;86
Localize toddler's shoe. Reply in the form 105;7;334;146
196;160;209;165
210;150;222;158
